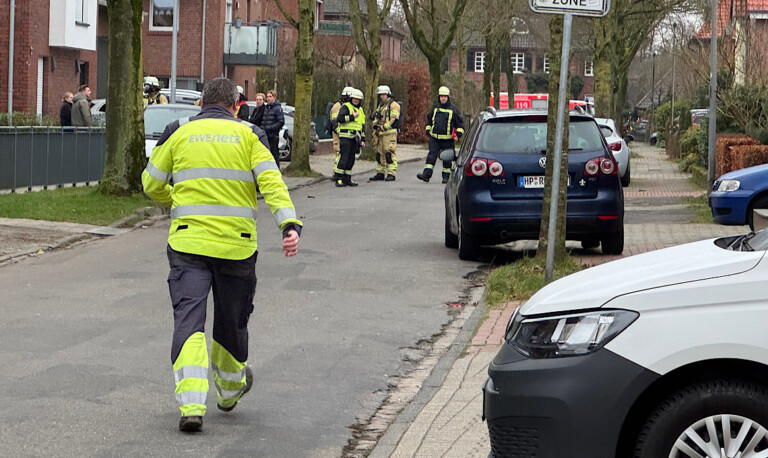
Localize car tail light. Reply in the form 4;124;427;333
584;159;599;176
488;160;504;177
467;158;488;177
600;158;617;174
608;142;622;151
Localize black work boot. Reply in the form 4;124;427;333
416;173;430;183
385;175;396;182
179;416;203;433
442;174;450;184
347;178;359;187
335;179;346;187
370;173;385;181
218;366;254;412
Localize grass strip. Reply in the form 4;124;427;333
0;187;155;226
485;256;582;308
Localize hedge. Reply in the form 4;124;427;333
716;134;759;176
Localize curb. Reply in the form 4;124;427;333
367;285;488;458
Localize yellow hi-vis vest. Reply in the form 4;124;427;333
141;110;302;260
337;102;365;139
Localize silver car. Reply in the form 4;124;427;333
596;117;631;187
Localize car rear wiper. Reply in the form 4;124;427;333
568;148;583;151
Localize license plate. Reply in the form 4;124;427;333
518;175;570;188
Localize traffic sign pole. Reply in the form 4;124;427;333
545;13;573;284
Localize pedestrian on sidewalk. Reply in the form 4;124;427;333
249;92;266;127
59;92;73;127
334;88;366;187
370;85;400;182
141;78;303;433
418;86;464;184
71;84;92;127
260;90;285;164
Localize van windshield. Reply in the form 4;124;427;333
477;118;604;154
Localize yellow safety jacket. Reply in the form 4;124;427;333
337;102;365;139
143;93;169;108
329;101;342;134
141;105;303;260
375;98;400;135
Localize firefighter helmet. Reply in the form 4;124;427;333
438;86;451;97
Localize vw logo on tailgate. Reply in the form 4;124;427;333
539;157;546;168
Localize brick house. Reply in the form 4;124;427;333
0;0;107;118
694;0;768;85
448;32;595;99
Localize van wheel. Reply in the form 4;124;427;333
601;225;624;255
445;207;458;248
633;380;768;458
458;215;479;261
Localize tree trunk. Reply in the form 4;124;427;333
360;59;379;160
491;43;501;110
505;41;516;104
285;0;314;175
536;15;569;263
100;0;145;196
593;15;612;118
428;57;442;102
456;26;467;111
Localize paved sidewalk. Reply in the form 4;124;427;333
370;143;748;457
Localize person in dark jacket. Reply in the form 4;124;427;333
417;86;465;183
59;92;73;127
249;92;266;127
236;85;250;121
260;90;285;164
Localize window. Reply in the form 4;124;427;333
75;0;88;25
585;60;594;77
511;53;525;73
150;0;175;31
475;51;485;73
226;0;233;24
543;57;550;73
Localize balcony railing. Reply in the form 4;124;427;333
224;21;279;67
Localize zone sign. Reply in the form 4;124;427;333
530;0;610;17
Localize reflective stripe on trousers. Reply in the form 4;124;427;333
173;332;209;417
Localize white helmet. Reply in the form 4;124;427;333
350;88;364;100
341;86;354;97
438;86;450;97
144;76;160;87
237;85;244;95
376;85;391;95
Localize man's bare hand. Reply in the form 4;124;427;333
282;230;299;257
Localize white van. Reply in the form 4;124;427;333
484;230;768;458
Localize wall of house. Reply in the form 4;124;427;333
0;0;100;118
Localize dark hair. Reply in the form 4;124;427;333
78;84;89;92
202;78;239;107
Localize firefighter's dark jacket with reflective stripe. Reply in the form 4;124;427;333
425;100;465;140
142;105;303;260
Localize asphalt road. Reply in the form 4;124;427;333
0;161;480;457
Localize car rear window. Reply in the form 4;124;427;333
144;107;201;136
599;125;613;138
477;118;604;154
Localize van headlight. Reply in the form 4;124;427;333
717;180;740;192
507;309;638;359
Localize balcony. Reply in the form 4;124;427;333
49;0;98;50
224;21;279;67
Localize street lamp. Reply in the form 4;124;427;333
671;22;677;133
651;51;656;132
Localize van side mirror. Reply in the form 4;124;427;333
439;149;457;162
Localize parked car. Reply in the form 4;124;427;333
246;102;319;161
444;109;624;260
709;163;768;230
485;229;768;457
595;117;631;187
90;98;106;126
625;119;648;142
144;104;201;157
159;88;201;105
91;89;200;126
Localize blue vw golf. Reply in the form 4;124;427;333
443;108;625;260
710;163;768;230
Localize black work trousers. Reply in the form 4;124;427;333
268;135;280;164
166;246;257;364
424;137;455;180
335;137;358;181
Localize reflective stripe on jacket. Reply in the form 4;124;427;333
375;98;400;134
337;102;366;139
141;105;302;260
425;102;465;140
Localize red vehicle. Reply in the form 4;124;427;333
490;93;591;112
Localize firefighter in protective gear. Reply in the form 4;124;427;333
370;85;400;182
143;76;168;107
141;78;302;433
418;86;464;184
235;85;250;120
334;88;366;187
330;87;354;176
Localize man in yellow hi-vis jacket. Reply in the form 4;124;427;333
141;78;302;433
